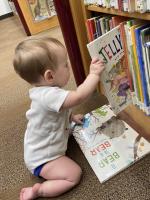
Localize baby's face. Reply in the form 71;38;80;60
53;47;70;87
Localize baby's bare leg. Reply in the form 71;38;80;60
20;156;82;199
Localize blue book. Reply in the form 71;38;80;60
135;24;150;107
95;18;102;37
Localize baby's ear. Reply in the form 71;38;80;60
44;69;54;84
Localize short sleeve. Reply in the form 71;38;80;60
42;87;69;112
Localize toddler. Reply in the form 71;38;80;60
13;37;104;200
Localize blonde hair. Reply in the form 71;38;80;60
13;37;64;83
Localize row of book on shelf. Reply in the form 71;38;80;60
86;14;150;115
84;0;150;13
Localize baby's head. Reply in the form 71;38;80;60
13;37;70;87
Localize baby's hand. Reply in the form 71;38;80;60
72;114;84;125
89;58;105;76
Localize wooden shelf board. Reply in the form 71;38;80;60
87;5;150;20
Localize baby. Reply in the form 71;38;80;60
13;37;104;200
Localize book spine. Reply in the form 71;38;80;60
86;20;94;41
120;22;133;92
130;26;144;106
135;28;149;109
124;23;139;105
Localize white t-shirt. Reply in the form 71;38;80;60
24;86;70;173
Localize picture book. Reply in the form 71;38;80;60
87;26;132;114
72;105;150;183
28;0;56;22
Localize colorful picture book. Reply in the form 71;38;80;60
72;105;150;183
87;26;132;114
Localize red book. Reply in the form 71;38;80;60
86;18;96;41
112;16;128;27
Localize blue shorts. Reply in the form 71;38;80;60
33;163;46;177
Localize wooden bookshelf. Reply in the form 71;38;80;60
87;5;150;21
14;0;59;35
68;0;150;141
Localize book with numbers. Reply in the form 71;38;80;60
72;105;150;183
87;26;132;114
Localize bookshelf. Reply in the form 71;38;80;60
13;0;59;35
67;0;150;141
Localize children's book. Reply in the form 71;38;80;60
135;25;150;114
72;105;150;183
87;26;132;114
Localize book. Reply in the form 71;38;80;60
135;24;150;114
120;22;133;91
28;0;56;22
72;105;150;183
87;26;132;114
124;20;139;105
141;28;150;111
111;16;127;28
130;24;145;109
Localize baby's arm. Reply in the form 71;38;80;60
62;58;104;109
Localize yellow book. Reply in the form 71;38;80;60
130;24;144;103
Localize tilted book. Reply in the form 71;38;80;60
72;105;150;183
87;26;132;114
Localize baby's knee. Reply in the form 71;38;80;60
72;166;82;185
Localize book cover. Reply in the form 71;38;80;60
28;0;56;22
87;26;132;114
87;26;124;72
72;105;150;183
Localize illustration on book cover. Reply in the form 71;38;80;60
87;26;132;114
72;105;150;183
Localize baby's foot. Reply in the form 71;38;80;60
20;183;41;200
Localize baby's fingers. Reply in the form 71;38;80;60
91;57;100;64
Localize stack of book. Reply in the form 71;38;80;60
86;15;150;115
84;0;150;13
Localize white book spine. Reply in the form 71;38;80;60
97;0;103;6
114;0;119;9
147;0;150;11
123;0;129;11
136;0;147;13
128;0;135;12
